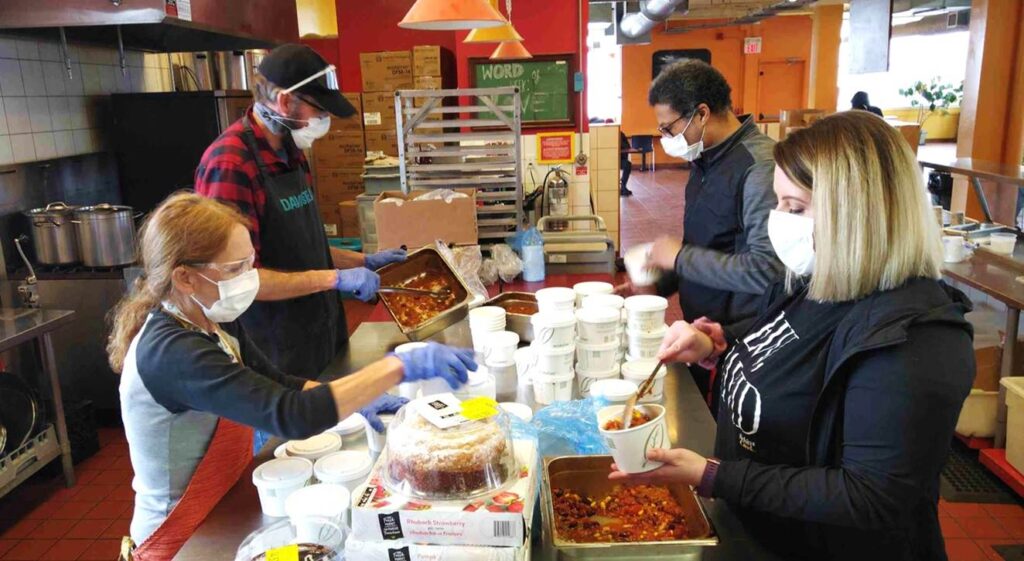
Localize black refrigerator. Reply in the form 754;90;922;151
110;91;252;213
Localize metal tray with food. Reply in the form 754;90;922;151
483;292;538;343
541;455;717;559
377;247;471;341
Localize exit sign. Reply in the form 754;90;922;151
744;37;762;54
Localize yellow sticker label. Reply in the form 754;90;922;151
460;397;500;420
265;544;299;561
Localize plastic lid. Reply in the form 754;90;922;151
467;367;494;386
535;287;575;303
576;307;620;324
535;344;575;356
582;294;625;310
531;311;576;328
252;457;314;489
487;331;520;348
499;402;534;422
469;306;506;322
621;359;668;380
573;281;613;296
591;378;639;400
332;413;367;436
285;432;342;459
625;295;669;312
314;450;374;482
285;483;351;519
628;325;668;339
394;342;428;354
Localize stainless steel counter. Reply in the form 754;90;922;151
176;320;784;560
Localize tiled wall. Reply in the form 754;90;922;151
0;35;174;166
589;125;621;250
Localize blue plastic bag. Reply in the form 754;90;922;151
530;397;609;458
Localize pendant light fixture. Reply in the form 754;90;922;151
399;0;507;31
488;0;532;60
464;0;523;43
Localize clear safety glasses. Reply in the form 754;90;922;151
282;64;339;94
197;252;256;277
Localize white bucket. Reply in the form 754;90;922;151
535;287;576;313
535;345;575;375
533;371;574;404
577;365;620;398
313;450;374;493
625;295;668;333
573;281;614;307
285;483;351;541
469;306;507;330
483;331;520;365
514;346;536;382
252;457;314;517
627;325;667;360
284;432;343;461
621;359;669;399
576;339;620;373
531;311;576;350
576;307;621;344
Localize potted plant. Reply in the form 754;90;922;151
898;78;964;145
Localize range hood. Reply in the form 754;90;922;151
0;0;299;52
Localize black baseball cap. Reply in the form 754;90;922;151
258;44;356;118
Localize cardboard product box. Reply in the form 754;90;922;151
362;91;398;130
374;189;478;249
365;131;399;157
413;45;442;77
338;200;360;238
313;130;365;169
316;167;363;206
345;537;528;561
350;438;537;547
320;208;339;237
360;51;414;93
330;92;363;131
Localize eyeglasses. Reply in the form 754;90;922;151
657;115;686;137
195;253;256;277
282;64;339;94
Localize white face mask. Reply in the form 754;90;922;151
191;269;260;323
768;210;815;276
289;115;330;149
660;113;705;161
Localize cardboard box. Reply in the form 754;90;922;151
414;75;443;90
413;45;442;77
362;91;398;130
374;189;479;248
345;538;527;561
350;439;536;547
365;130;399;157
360;51;414;93
320;208;339;237
316;167;363;205
338;200;360;238
330;92;363;131
313;130;365;169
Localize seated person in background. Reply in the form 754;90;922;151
851;91;884;117
619;131;633;197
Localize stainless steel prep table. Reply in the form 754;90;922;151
176;320;784;560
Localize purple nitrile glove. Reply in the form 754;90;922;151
359;394;408;433
390;342;477;390
364;248;408;270
335;268;380;302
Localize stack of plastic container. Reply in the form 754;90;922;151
482;331;519;398
468;306;507;361
623;294;670;402
529;303;576;404
574;306;621;397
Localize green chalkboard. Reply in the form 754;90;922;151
470;54;575;127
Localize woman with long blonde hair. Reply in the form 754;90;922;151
612;111;974;560
110;193;474;560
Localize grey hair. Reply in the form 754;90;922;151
251;72;282;105
648;60;732;117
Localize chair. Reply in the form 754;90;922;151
630;135;655;172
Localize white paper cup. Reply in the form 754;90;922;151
535;345;575;375
314;450;374;493
364;413;394;453
576;307;621;344
533;371;575;404
573;281;614;307
577;365;620;398
469;306;507;328
597;404;669;474
625;295;669;333
582;293;625;311
536;287;576;314
454;367;497;401
489;361;517;397
576;339;620;373
990;232;1017;255
942;235;967;263
483;331;520;364
285;483;351;540
591;378;638;403
284;432;343;461
252;457;314;517
531;311;576;350
621;359;669;399
627;325;667;360
624;243;661;287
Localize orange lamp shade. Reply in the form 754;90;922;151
490;40;532;60
399;0;507;31
464;0;523;42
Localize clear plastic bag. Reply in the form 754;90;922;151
479;258;499;286
490;244;523;283
413;189;469;203
436;242;488;302
530;397;610;458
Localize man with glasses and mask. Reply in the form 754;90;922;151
618;60;783;411
195;44;407;384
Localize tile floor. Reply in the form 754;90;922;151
0;164;1020;560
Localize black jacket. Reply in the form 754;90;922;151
713;278;974;560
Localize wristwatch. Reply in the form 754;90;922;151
696;458;721;498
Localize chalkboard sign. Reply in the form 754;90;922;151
652;49;712;80
470;54;574;127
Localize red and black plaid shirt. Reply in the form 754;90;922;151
194;106;314;266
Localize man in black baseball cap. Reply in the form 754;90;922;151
194;44;407;415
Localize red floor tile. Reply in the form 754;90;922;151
960;516;1012;539
23;501;62;520
40;539;94;561
995;516;1024;539
0;541;17;559
2;539;58;561
100;519;130;540
0;519;41;540
32;518;78;540
45;485;82;503
106;486;135;503
70;485;116;503
945;538;989;561
110;456;133;471
85;501;132;521
985;503;1024;519
76;455;116;472
945;502;992;519
74;471;102;486
974;538;1023;561
942;515;968;539
89;471;131;487
51;502;95;521
78;538;120;561
65;519;113;540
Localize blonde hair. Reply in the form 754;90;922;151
106;193;249;372
773;111;942;302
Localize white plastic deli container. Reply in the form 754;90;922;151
581;293;625;311
314;450;374;492
535;287;576;313
285;483;351;540
252;457;314;517
531;311;576;350
575;339;620;374
575;306;621;345
284;432;343;461
624;243;661;287
621;359;669;401
535;344;575;376
483;331;520;365
573;281;614;307
627;325;667;360
533;371;574;404
577;364;620;398
624;295;669;333
590;378;639;404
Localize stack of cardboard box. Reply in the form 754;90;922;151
412;45;449;123
313;92;365;235
359;51;413;157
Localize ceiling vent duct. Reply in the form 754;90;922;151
619;0;689;38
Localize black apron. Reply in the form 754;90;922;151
237;116;346;379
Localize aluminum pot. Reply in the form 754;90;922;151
24;202;80;265
74;204;139;267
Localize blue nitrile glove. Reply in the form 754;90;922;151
359;394;408;433
364;248;408;270
335;268;380;302
391;342;477;390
